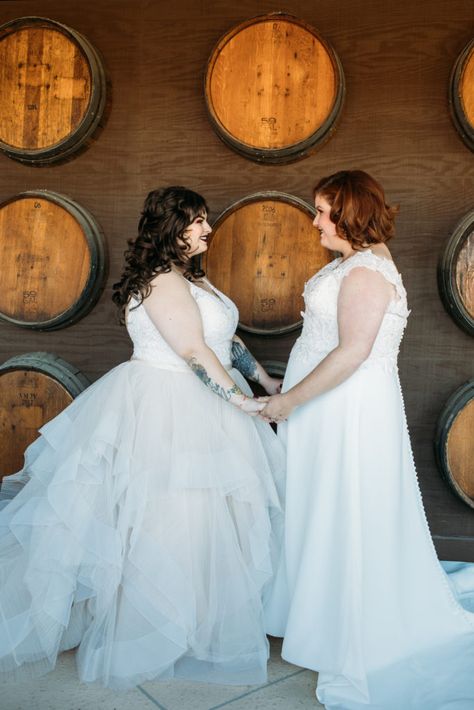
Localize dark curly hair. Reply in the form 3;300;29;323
112;186;208;324
313;170;398;249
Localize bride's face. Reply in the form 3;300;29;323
313;194;345;251
182;213;212;257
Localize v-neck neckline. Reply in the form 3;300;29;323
189;277;229;307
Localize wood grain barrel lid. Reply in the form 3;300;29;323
435;380;474;509
449;39;474;151
205;13;345;163
0;190;107;330
0;352;89;479
438;208;474;336
0;16;107;165
203;192;332;334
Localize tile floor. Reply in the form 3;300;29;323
0;638;323;710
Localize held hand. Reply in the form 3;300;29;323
262;376;283;396
238;396;267;417
258;393;295;423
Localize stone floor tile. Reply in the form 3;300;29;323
138;636;301;710
0;651;159;710
266;637;301;682
206;670;322;709
0;638;313;710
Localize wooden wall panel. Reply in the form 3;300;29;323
0;0;473;557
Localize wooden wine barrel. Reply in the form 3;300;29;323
438;208;474;336
0;16;107;165
449;39;474;152
205;13;345;163
203;192;332;334
435;380;474;509
0;352;90;479
0;190;107;330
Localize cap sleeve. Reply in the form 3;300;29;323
338;250;407;304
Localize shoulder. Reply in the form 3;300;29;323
340;264;391;290
149;269;190;295
145;270;196;309
338;254;397;304
339;250;398;278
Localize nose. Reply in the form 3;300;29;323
312;215;318;227
205;221;212;234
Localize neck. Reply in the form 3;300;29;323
339;244;357;261
172;262;190;274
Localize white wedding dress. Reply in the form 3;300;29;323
269;250;474;709
0;279;285;690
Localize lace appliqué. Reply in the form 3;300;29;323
292;250;410;372
126;281;239;370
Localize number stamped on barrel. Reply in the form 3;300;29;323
261;117;277;132
23;290;38;304
19;392;37;407
260;298;276;311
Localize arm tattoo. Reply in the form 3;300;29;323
187;357;245;401
231;341;259;382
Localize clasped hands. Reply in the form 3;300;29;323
239;376;295;424
257;393;294;423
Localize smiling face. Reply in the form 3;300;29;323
182;212;212;257
313;195;336;245
313;194;348;253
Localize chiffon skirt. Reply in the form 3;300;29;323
270;355;474;709
0;360;285;690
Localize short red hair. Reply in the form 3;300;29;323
313;170;398;249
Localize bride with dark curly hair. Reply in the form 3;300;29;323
0;186;285;690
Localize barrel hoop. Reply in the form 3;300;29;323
0;351;90;397
434;379;474;509
437;208;474;336
0;16;107;165
204;12;345;164
0;190;107;331
449;38;474;152
205;191;322;336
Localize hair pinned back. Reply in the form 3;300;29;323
313;170;398;249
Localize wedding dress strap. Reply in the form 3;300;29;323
338;249;406;303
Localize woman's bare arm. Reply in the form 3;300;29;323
231;334;282;395
142;271;263;413
260;267;394;420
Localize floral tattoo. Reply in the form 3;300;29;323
231;341;259;382
187;357;244;401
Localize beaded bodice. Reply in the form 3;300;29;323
126;279;239;371
291;250;410;372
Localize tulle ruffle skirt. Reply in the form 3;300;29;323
0;360;285;690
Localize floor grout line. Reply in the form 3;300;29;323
206;668;308;710
137;684;170;710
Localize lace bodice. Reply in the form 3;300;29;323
126;279;239;372
291;249;410;372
